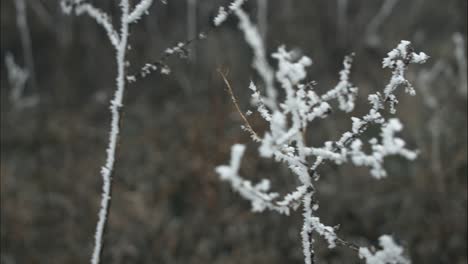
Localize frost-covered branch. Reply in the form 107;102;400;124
62;0;154;263
71;2;120;47
321;54;358;112
127;0;154;23
217;40;427;263
126;34;206;82
382;40;429;113
128;0;252;81
214;0;248;26
127;0;252;83
216;144;292;213
234;7;277;109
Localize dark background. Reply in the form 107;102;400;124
1;0;467;263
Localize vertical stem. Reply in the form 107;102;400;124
90;1;129;263
15;0;38;92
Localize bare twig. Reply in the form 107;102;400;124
218;69;261;142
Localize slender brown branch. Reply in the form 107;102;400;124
218;69;260;142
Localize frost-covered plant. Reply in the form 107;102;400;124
216;7;428;264
60;1;154;263
58;1;256;263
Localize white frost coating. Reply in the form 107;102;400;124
217;41;428;263
272;46;312;85
359;235;410;264
301;192;337;264
165;42;186;55
382;40;429;113
216;144;291;214
62;0;154;263
91;2;132;263
235;8;277;109
213;7;228;26
74;4;120;48
301;192;314;264
349;118;418;179
126;0;154;23
321;55;358;112
249;81;272;121
92;2;130;263
213;0;246;26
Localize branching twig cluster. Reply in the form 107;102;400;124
216;6;428;264
58;1;431;263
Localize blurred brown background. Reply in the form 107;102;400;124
1;0;467;263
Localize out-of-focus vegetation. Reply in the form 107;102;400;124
1;0;466;263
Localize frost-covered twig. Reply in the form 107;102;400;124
382;40;429;113
321;54;357;112
62;1;154;263
234;7;277;109
213;0;247;26
216;144;290;213
127;0;251;82
217;40;428;263
359;235;410;264
74;3;120;47
127;0;154;23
